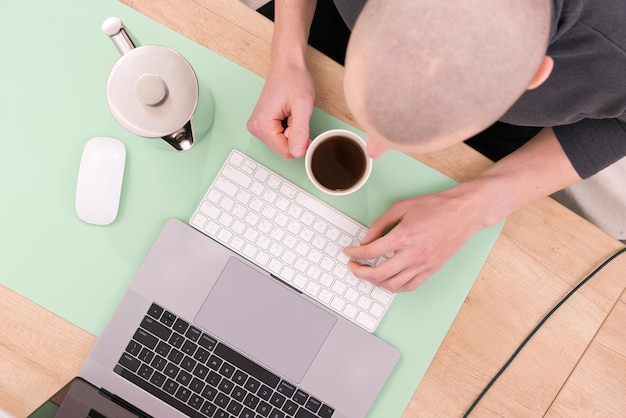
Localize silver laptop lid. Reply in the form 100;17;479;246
81;219;399;418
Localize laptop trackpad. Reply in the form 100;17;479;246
195;257;336;383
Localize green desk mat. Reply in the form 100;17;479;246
0;0;503;416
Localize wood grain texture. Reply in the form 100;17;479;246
0;285;97;418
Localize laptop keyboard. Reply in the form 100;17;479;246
189;150;394;332
115;303;335;418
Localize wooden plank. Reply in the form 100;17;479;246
546;288;626;417
0;285;97;418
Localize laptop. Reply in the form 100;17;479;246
33;218;399;418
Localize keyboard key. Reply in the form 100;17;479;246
155;341;170;357
138;347;154;363
133;329;157;349
118;353;141;372
255;166;269;182
147;303;164;319
218;379;235;395
276;381;296;398
218;362;235;378
161;310;176;326
182;340;197;356
279;182;297;199
223;164;252;188
356;311;377;332
201;200;220;218
189;377;204;394
118;303;338;418
370;302;385;318
167;349;184;365
193;363;209;380
343;304;358;319
295;408;318;418
269;410;286;418
258;384;272;401
175;386;192;403
194;347;210;363
357;295;372;310
188;394;204;410
164;379;179;395
227;400;244;416
125;340;142;356
233;370;248;386
169;333;185;349
181;356;197;372
232;386;247;402
208;355;223;370
267;174;281;189
229;150;244;166
186;326;202;342
241;407;256;418
173;317;189;334
256;401;272;417
243;393;260;409
244;377;261;393
214;177;238;197
270;392;286;408
198;333;217;351
201;385;218;401
150;371;166;388
164;363;180;379
282;399;298;415
215;407;230;418
201;401;217;417
293;389;308;406
371;286;393;305
305;396;321;413
151;355;167;372
215;343;280;389
207;370;221;387
215;392;230;409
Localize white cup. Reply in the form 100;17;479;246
305;129;372;196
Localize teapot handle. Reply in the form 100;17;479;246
102;17;136;55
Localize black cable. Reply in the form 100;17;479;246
463;246;626;417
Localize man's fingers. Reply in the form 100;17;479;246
286;102;313;158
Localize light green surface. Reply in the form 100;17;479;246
0;1;503;417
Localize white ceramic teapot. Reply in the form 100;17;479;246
102;17;213;151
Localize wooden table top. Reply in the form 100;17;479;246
2;1;624;417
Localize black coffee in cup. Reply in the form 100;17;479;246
310;135;367;191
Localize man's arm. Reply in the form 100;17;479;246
344;127;582;292
247;0;318;159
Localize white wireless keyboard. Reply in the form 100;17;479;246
190;150;394;332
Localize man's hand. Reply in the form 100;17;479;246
247;62;315;159
247;0;317;159
344;188;480;292
344;128;581;293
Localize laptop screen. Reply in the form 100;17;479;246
28;378;143;418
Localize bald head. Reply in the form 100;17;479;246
345;0;552;148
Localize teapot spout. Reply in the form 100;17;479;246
161;121;194;152
102;17;136;55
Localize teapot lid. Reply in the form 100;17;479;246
106;45;198;138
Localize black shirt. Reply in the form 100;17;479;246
501;0;626;178
336;0;626;178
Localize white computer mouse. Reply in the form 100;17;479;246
75;137;126;225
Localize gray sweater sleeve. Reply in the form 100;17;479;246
554;118;626;179
502;0;626;179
